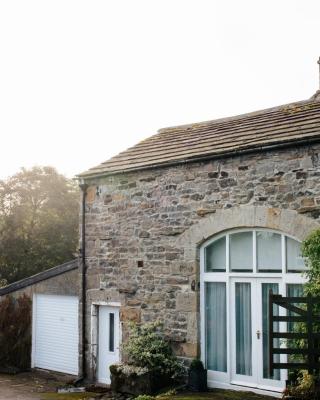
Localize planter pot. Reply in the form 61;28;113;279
188;369;207;392
110;365;173;395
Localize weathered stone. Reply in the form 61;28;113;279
176;293;197;313
138;230;150;238
167;276;189;285
120;307;141;322
196;208;216;217
118;283;138;294
104;194;112;204
190;193;205;201
171;342;198;357
219;178;237;188
301;197;315;207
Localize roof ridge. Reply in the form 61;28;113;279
77;95;320;179
158;98;314;134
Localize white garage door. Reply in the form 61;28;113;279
33;294;79;375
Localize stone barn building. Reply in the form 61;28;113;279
2;90;320;396
77;91;320;394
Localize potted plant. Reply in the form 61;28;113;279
188;359;207;392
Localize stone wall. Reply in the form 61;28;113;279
83;143;320;378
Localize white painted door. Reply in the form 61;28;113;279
33;294;79;375
230;278;285;391
97;306;120;384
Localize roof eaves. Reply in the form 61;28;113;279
76;134;320;181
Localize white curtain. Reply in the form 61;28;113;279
235;282;252;376
262;283;280;380
206;282;227;372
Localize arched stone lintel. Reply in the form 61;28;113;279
176;206;320;262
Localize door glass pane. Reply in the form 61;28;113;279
230;232;253;271
262;283;280;380
109;313;115;352
206;282;227;372
287;284;304;332
205;237;226;272
257;231;282;271
235;282;252;375
286;238;306;272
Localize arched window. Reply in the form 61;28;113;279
204;229;306;274
200;228;307;393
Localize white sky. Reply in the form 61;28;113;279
0;0;319;180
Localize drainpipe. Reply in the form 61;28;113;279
79;182;88;381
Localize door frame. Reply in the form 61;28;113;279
91;301;121;383
229;277;286;391
200;228;307;395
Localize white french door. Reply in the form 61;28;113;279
202;228;307;394
230;278;285;391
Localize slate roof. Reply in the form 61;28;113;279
78;92;320;179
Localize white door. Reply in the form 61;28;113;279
230;278;285;391
33;294;79;375
97;306;120;384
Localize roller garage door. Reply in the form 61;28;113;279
32;294;79;375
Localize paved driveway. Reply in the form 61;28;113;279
0;371;98;400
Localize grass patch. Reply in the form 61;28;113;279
166;390;277;400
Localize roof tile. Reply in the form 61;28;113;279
78;96;320;178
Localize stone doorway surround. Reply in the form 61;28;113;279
174;206;320;371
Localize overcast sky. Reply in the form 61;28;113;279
0;0;319;180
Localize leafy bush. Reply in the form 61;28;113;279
285;231;320;395
0;294;31;370
302;229;320;296
284;370;316;400
123;321;184;379
135;395;154;400
0;278;7;288
135;389;177;400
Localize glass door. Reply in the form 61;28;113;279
256;279;285;391
231;279;257;386
230;278;286;391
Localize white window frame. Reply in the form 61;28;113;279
200;228;307;393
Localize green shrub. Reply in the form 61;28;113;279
286;230;320;394
302;229;320;296
0;279;7;288
285;370;316;400
135;395;154;400
123;321;184;379
0;294;31;370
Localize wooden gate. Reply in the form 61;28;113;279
269;292;320;375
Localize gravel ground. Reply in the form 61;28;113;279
0;371;97;400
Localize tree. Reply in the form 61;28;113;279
0;166;79;284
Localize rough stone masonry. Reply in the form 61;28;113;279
82;142;320;378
